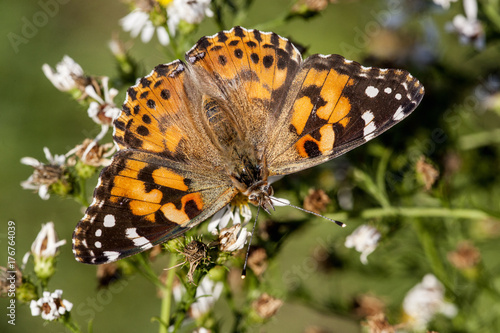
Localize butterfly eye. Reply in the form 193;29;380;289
266;186;274;196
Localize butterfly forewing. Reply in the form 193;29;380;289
267;54;424;175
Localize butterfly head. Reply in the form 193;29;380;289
245;181;274;214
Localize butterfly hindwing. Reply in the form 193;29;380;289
73;150;237;264
267;54;424;175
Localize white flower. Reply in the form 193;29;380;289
42;55;85;91
30;289;73;321
403;274;458;330
167;0;213;35
21;147;66;200
84;77;121;157
447;0;484;50
120;9;170;46
85;77;121;127
190;275;223;318
23;222;66;267
208;203;252;233
344;224;381;264
433;0;457;9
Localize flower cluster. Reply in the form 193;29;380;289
21;56;118;202
30;290;73;321
21;148;67;200
120;0;213;46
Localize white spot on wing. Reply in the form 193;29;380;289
104;251;120;262
103;214;116;227
384;87;392;94
365;86;379;98
141;242;153;250
395;93;402;100
362;111;377;141
126;228;152;249
393;106;405;120
95;241;102;248
95;229;102;237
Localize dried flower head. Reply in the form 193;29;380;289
21;147;67;200
96;263;122;288
416;157;439;190
354;294;386;318
363;312;400;333
447;241;481;270
180;240;208;284
30;289;73;321
0;264;22;297
252;293;283;319
218;224;251;252
292;0;336;13
247;247;268;277
303;188;331;214
67;139;115;167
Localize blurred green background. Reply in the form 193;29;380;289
1;0;500;332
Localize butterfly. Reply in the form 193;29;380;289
73;26;424;264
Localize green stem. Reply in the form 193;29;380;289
353;168;391;208
483;0;500;32
134;255;165;290
61;315;81;333
211;0;226;30
376;148;391;208
159;254;178;333
458;128;500;150
413;220;452;292
254;12;290;31
361;207;492;220
74;178;89;207
164;23;182;60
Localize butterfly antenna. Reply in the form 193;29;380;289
270;197;346;227
241;205;260;279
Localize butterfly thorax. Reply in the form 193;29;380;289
227;146;274;212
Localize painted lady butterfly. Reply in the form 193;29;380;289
73;27;424;264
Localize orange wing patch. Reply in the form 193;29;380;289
160;193;204;225
186;27;302;113
290;68;352;136
295;124;335;158
113;61;190;155
101;152;207;225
